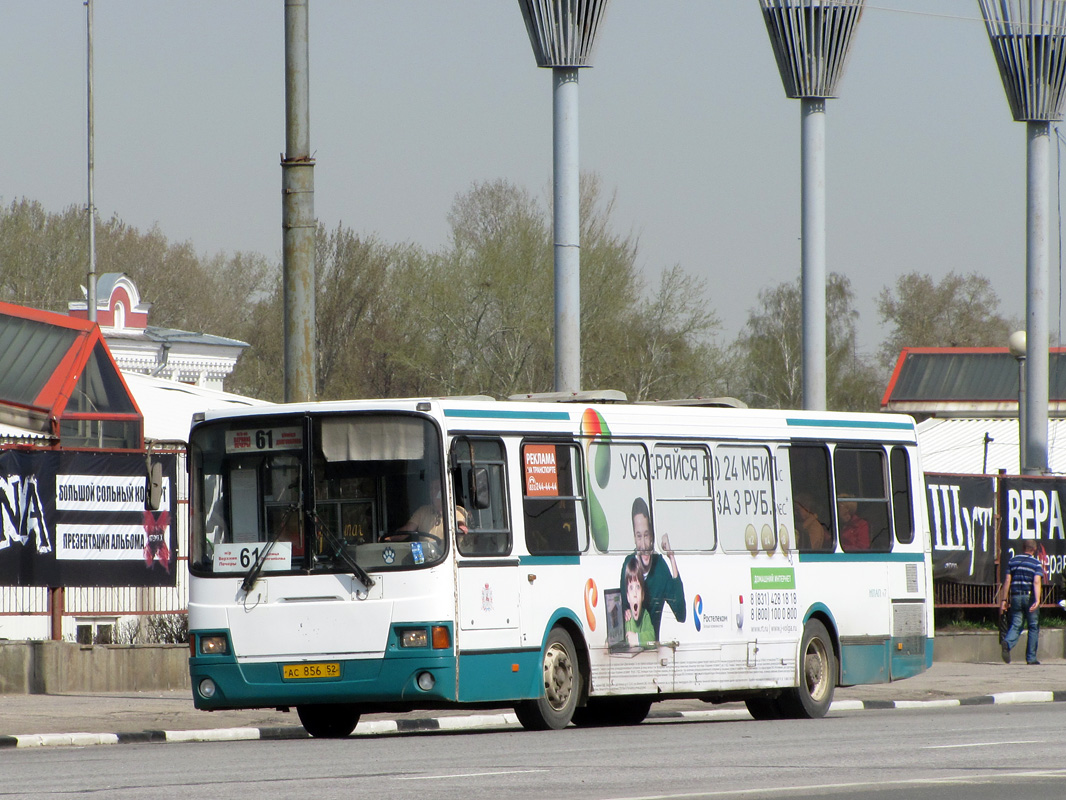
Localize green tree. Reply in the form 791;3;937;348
0;197;274;353
422;176;727;400
424;178;554;396
230;224;435;402
877;271;1016;370
1;180;729;406
95;216;274;342
735;272;880;411
0;199;85;310
596;264;730;401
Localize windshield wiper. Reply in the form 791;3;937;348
240;503;296;594
311;510;376;595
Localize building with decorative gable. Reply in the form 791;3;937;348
67;273;248;391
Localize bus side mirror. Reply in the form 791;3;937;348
146;460;163;510
469;467;491;510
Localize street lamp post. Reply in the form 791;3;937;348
1009;330;1028;473
979;1;1066;474
517;0;611;394
759;0;866;411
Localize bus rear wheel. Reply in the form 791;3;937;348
297;703;360;738
514;627;581;730
778;619;836;719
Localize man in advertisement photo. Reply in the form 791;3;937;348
619;497;685;640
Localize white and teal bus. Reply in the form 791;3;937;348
186;393;932;737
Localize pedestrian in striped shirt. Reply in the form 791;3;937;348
999;539;1044;665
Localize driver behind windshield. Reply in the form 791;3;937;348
387;478;467;542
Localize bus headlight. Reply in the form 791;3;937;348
199;678;217;699
399;628;428;648
199;635;228;655
416;671;435;691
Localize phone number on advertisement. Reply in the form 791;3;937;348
750;591;798;622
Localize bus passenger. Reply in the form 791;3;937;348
619;497;685;640
795;493;831;551
838;496;869;550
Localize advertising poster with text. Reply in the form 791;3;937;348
926;474;996;585
0;450;177;587
1000;476;1066;591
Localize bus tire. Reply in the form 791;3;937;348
514;627;581;730
572;696;652;727
778;619;836;719
744;696;783;720
296;703;360;738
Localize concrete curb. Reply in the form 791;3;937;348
3;691;1065;749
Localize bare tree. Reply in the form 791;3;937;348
736;272;880;411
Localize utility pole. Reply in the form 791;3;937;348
282;0;316;402
86;0;97;323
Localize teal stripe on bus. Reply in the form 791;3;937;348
444;408;572;421
786;417;914;431
520;555;581;566
798;552;926;564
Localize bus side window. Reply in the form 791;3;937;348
452;438;512;556
890;447;915;545
651;443;715;551
834;447;891;553
789;445;835;553
522;442;586;555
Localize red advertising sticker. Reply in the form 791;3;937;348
524;444;559;497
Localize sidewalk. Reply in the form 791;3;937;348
2;659;1064;747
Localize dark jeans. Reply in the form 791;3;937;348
1004;592;1040;663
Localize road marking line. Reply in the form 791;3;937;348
924;739;1042;749
397;769;548;781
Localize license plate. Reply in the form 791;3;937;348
283;662;340;680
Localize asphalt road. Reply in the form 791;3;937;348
2;702;1065;800
3;658;1065;742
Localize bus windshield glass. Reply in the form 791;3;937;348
189;412;447;576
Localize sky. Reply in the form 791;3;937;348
1;1;1061;360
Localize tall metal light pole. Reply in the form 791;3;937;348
759;0;865;411
980;1;1066;475
517;0;610;394
282;0;316;402
86;0;97;323
1009;330;1028;472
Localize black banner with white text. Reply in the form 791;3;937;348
0;450;177;587
928;473;1066;591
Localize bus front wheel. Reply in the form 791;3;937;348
297;703;360;738
778;619;836;719
514;627;581;730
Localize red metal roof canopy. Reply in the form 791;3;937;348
0;301;143;449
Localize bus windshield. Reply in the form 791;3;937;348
189;412;447;577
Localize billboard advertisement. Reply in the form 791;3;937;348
0;450;177;587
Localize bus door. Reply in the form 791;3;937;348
451;438;525;702
516;440;599;674
712;443;783;679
